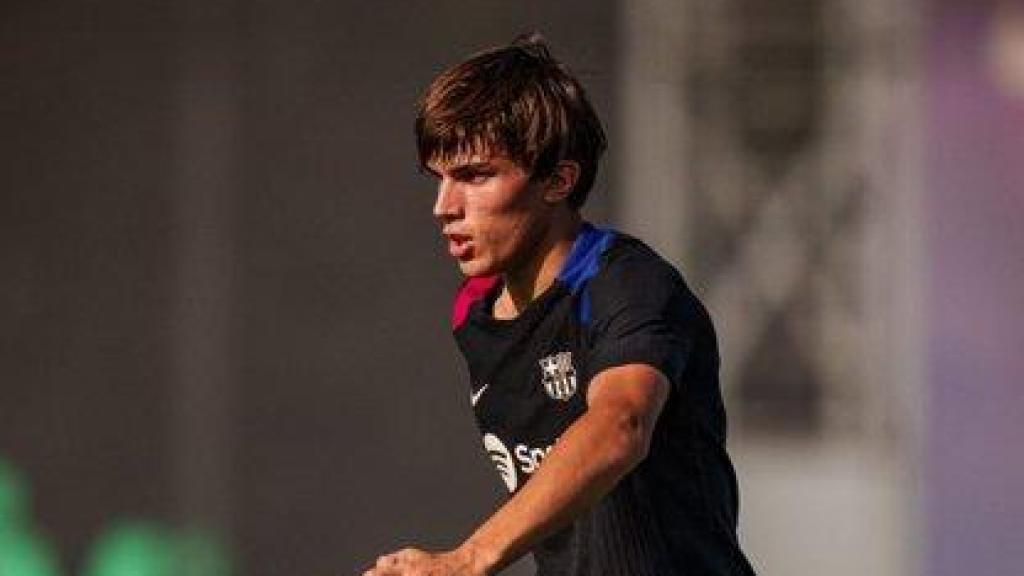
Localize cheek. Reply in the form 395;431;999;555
478;191;531;227
477;208;544;264
463;179;546;260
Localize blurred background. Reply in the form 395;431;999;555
2;0;1022;575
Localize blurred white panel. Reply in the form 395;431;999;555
617;0;925;574
617;0;690;264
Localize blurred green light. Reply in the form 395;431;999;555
83;521;232;576
82;522;173;576
0;458;29;531
0;530;60;576
0;458;233;576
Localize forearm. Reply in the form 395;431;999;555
364;366;668;576
457;404;650;575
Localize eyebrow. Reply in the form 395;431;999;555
451;162;494;175
427;160;495;178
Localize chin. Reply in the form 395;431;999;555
457;258;499;278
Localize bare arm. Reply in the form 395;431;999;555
365;363;670;576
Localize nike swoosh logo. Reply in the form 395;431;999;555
470;383;489;407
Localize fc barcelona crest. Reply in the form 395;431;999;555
539;351;578;401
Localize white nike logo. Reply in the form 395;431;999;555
470;383;489;407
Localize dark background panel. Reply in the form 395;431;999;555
0;0;179;568
1;2;616;576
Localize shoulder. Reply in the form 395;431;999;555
580;233;712;343
589;234;692;308
556;224;700;326
581;234;707;385
558;224;684;296
600;234;684;281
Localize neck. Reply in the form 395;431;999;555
501;212;583;314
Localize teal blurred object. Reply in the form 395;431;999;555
82;521;232;576
0;458;61;576
0;458;29;531
1;458;232;576
81;522;174;576
0;531;61;576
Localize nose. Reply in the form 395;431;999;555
432;178;463;221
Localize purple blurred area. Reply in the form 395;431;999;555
927;1;1024;574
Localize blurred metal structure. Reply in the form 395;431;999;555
171;0;240;562
619;0;924;574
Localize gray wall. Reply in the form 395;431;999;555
1;3;616;575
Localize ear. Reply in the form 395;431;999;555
542;161;580;204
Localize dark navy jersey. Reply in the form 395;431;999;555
452;223;756;576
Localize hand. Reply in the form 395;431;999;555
361;546;488;576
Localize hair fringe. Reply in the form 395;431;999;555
415;34;607;209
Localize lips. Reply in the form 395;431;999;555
445;233;473;260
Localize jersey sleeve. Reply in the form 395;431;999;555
584;250;698;389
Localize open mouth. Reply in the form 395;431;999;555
445;234;473;260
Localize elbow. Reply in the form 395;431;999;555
606;411;654;472
585;365;669;474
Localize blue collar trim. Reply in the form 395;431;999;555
558;222;616;293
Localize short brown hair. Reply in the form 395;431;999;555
415;34;607;209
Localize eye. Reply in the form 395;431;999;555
465;167;499;184
448;164;497;184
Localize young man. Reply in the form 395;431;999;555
364;36;756;576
